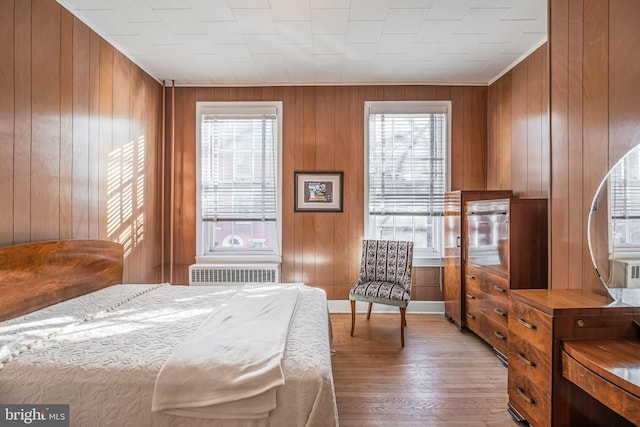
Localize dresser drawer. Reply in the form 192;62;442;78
466;265;509;294
509;298;552;354
508;374;551;427
465;278;481;301
482;312;509;356
484;293;509;327
508;333;552;393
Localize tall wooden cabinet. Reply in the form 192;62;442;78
448;196;548;362
443;190;513;329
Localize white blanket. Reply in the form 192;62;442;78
151;284;301;419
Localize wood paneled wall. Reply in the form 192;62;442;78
0;0;163;283
487;44;550;198
549;0;640;292
167;86;488;300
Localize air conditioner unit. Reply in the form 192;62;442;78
610;258;640;288
188;264;280;285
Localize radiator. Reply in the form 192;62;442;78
188;264;280;285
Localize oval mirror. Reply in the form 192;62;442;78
588;143;640;301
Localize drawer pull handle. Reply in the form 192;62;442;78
494;331;506;340
494;285;507;293
517;387;536;405
517;317;537;330
466;274;476;280
517;352;536;367
466;312;475;319
493;308;506;317
465;293;476;300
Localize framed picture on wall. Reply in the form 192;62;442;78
294;171;343;212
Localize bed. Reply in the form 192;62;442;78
0;240;338;427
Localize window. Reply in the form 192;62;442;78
196;102;282;263
610;147;640;251
365;101;450;266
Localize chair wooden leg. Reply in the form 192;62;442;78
400;307;406;347
367;302;373;320
350;300;356;336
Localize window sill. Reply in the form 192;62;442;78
412;257;444;268
195;254;282;265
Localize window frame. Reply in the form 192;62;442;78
364;100;451;267
195;101;283;264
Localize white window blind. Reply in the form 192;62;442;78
610;148;640;219
368;110;448;217
200;108;277;222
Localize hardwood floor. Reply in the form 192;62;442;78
330;313;522;427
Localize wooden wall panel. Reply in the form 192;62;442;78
333;87;351;297
0;0;14;244
98;39;113;242
549;0;640;292
89;32;101;240
550;0;571;290
60;9;73;240
168;85;486;301
511;62;529;195
13;0;31;244
71;19;90;239
31;0;61;241
527;47;544;197
0;0;163;284
566;0;585;291
581;0;609;291
487;43;549;199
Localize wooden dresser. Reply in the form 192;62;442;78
463;197;548;362
508;289;639;427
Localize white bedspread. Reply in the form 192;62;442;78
152;284;301;419
0;284;338;427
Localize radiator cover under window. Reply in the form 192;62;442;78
189;264;280;285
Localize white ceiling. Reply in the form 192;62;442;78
56;0;547;87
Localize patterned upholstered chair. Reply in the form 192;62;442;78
349;240;414;346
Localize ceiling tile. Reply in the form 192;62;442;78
269;0;310;21
233;9;277;34
276;21;313;44
383;8;428;34
391;0;434;8
201;21;246;44
228;0;270;8
349;0;392;21
346;20;385;43
192;0;236;21
310;9;349;34
310;0;351;8
245;34;283;54
312;34;347;55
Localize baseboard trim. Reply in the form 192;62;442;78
328;300;444;314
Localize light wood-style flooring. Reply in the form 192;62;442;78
330;313;522;427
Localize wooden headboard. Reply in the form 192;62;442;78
0;240;124;321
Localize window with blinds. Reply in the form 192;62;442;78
196;102;282;261
610;146;640;249
365;101;450;264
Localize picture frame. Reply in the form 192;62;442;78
294;171;343;212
